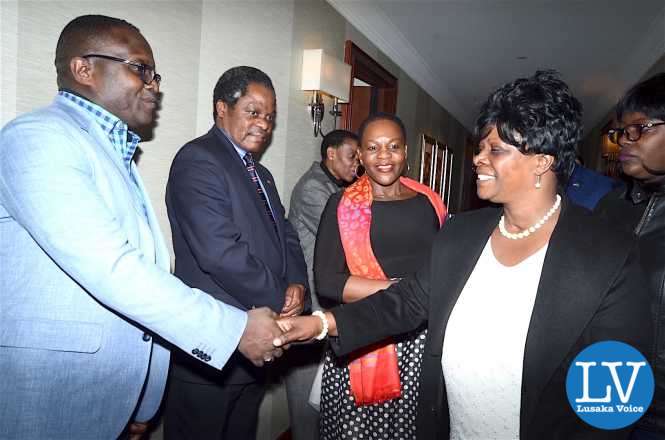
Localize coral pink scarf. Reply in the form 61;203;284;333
338;174;445;405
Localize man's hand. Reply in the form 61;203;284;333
280;283;306;317
237;307;285;367
127;422;149;440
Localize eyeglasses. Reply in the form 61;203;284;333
81;54;162;85
607;121;665;144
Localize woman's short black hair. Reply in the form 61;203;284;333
212;66;274;119
358;113;407;145
474;70;583;186
616;73;665;122
320;129;359;161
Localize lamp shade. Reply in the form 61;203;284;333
301;49;351;103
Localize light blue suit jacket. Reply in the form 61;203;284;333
0;95;248;439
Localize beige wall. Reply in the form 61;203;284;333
1;0;469;437
282;0;347;204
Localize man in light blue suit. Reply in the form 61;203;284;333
0;15;284;439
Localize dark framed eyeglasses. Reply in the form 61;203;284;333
81;54;162;85
607;121;665;144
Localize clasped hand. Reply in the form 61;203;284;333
237;283;327;366
236;283;305;367
273;313;330;348
236;307;286;366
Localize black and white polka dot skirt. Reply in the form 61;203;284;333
319;329;427;440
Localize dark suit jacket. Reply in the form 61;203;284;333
330;199;653;439
166;126;308;384
566;164;619;211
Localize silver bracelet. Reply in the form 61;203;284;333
312;310;329;340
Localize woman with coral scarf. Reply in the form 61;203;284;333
310;113;445;440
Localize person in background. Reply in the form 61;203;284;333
0;15;282;439
595;72;665;440
312;113;446;440
285;129;359;439
164;66;308;439
566;153;619;210
275;71;652;440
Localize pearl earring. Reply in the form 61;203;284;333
535;175;542;189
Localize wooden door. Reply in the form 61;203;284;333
342;41;398;133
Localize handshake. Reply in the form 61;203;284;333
237;307;334;367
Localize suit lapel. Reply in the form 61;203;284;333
89;130;153;251
131;163;170;271
520;201;618;430
255;164;284;242
61;99;157;259
428;208;501;357
59;99;132;189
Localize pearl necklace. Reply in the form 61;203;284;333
498;194;562;240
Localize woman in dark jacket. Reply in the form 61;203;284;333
596;72;665;440
277;71;653;439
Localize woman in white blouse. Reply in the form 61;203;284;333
276;71;653;439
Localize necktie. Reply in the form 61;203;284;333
243;153;278;234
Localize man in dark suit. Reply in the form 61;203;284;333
566;155;619;210
164;66;309;439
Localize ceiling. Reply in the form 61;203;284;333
328;0;665;135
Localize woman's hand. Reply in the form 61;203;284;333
274;315;321;345
274;312;337;347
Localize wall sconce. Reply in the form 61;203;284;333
601;128;621;177
601;132;621;156
301;49;351;137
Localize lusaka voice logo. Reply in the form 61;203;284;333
566;341;654;430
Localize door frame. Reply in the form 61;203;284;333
341;41;398;132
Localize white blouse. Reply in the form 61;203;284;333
441;238;548;440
